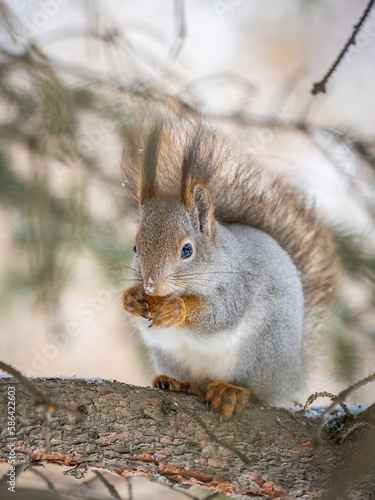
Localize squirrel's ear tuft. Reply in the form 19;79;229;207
139;123;163;206
188;184;216;238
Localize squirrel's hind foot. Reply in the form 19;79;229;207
152;375;202;396
206;381;250;418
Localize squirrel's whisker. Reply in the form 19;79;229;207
173;280;212;291
174;280;205;295
130;269;142;276
171;276;212;288
104;278;143;286
175;271;254;278
173;275;214;283
93;257;129;267
92;259;142;277
170;281;197;295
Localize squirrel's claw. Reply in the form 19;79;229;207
152;375;202;396
205;381;250;419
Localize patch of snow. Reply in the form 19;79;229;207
0;374;117;384
145;276;155;294
57;376;115;383
84;377;115;383
346;403;369;416
285;403;369;432
303;403;368;420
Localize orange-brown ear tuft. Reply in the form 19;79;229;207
139;122;163;206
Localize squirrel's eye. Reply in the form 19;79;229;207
181;243;193;259
133;245;138;257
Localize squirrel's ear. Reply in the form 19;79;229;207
188;184;216;238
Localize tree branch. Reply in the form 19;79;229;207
1;377;374;499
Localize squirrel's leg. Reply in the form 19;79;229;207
122;285;150;320
152;375;203;396
205;381;250;418
149;296;250;416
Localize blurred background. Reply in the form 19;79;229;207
0;0;375;498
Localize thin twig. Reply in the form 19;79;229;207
337;402;374;443
0;464;26;486
194;413;251;466
44;411;52;452
67;474;98;496
0;0;19;43
164;483;200;500
302;391;351;417
0;361;84;420
168;0;186;62
311;0;375;95
313;372;375;456
93;470;123;500
205;493;222;500
126;477;133;500
30;468;60;495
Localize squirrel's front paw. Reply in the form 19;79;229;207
149;297;186;328
206;381;250;418
122;285;150;320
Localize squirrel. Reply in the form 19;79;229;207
121;116;339;417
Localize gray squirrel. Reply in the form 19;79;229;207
121;117;339;417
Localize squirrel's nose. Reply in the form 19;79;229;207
143;276;170;296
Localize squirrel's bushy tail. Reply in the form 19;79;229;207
123;115;339;326
212;158;339;319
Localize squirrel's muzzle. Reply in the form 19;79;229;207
143;276;171;296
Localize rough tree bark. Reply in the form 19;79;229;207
0;377;374;499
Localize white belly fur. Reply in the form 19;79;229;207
137;318;249;382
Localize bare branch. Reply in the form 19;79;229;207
311;0;375;95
